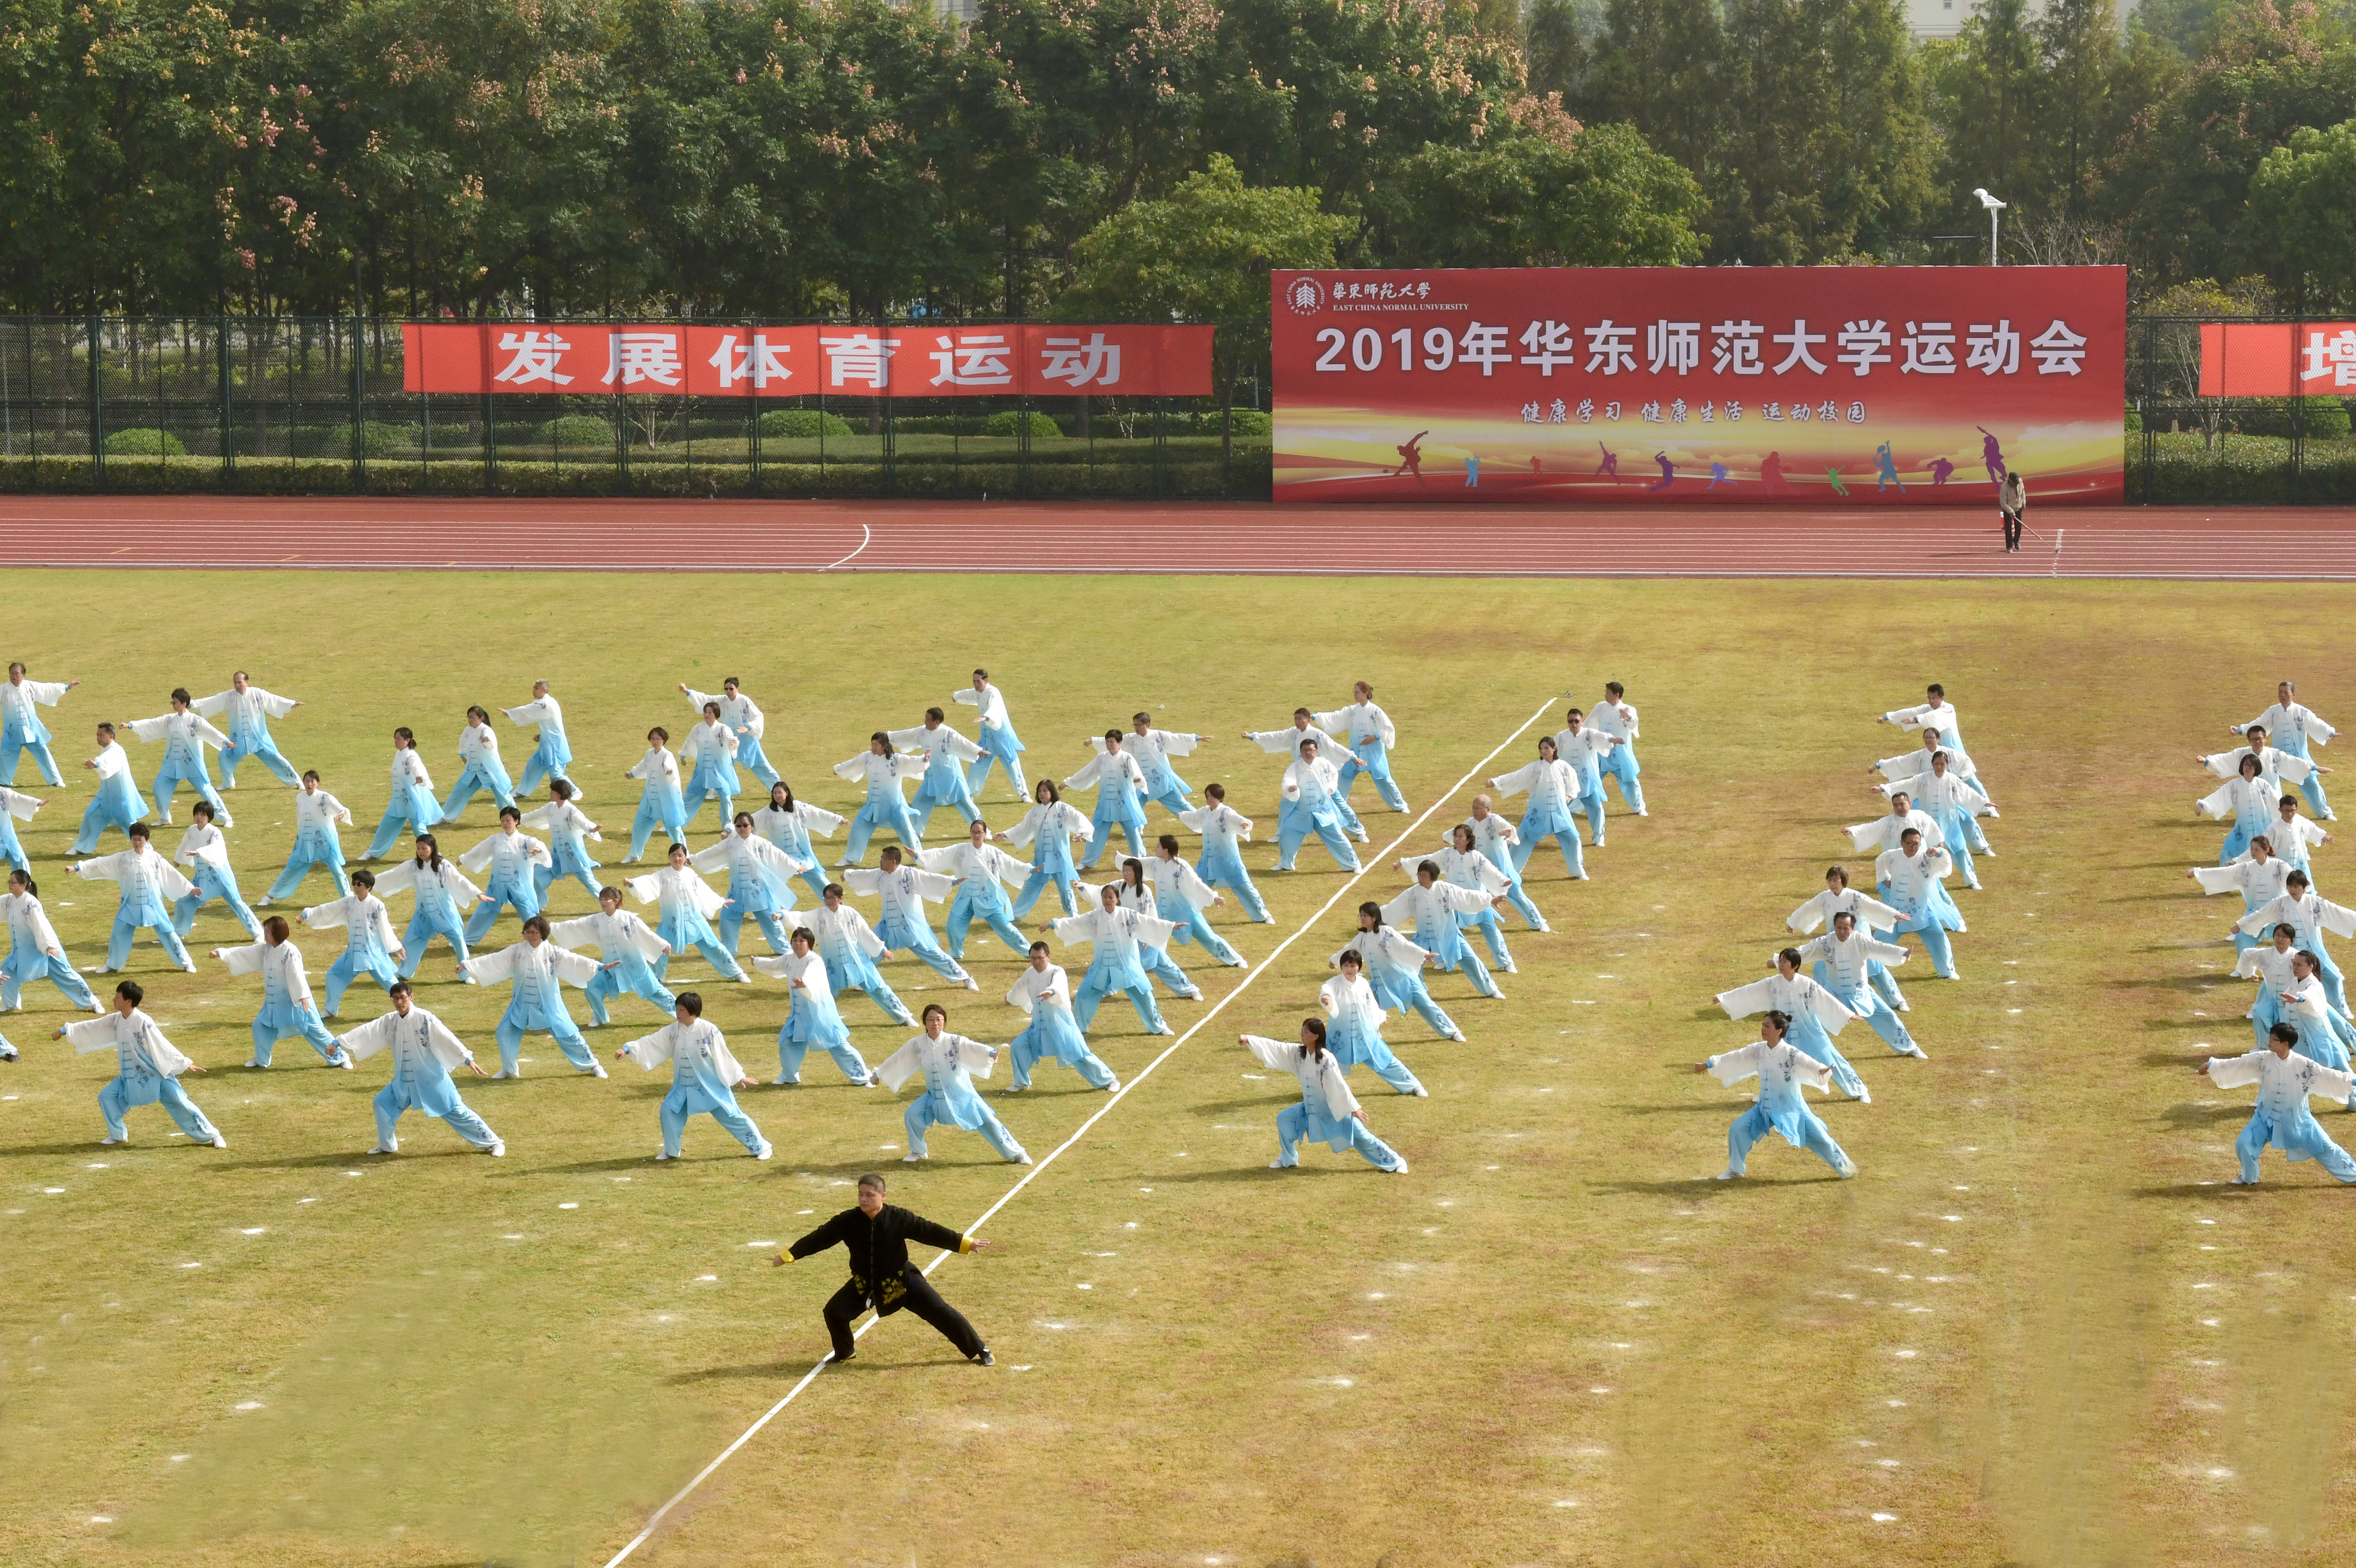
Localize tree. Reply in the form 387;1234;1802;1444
2251;118;2356;309
1370;122;1704;267
2143;276;2278;449
1060;153;1351;323
1578;0;1726;176
1523;0;1591;102
1934;0;2042;209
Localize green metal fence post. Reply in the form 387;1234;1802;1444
351;308;367;493
218;315;234;487
88;315;105;490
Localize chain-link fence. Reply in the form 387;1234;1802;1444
5;314;2350;504
0;317;1273;500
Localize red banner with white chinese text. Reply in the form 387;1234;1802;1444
399;323;1213;397
2197;323;2356;398
1271;267;2126;504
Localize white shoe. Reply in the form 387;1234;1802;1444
1902;1045;1929;1060
772;1074;801;1086
962;977;981;992
1535;920;1552;933
1387;1159;1409;1174
1012;1152;1032;1165
1500;960;1518;974
754;1141;774;1161
210;1135;228;1149
368;1143;396;1155
494;1068;519;1080
99;1135;126;1146
1980;846;1998;858
1268;1159;1289;1169
1635;808;1649;817
242;1060;264;1069
653;1151;677;1161
180;962;197;974
902;1152;926;1162
1182;989;1204;1002
334;1054;354;1070
1103;1078;1120;1092
1227;956;1249;968
1412;1085;1429;1098
1486;987;1506;1001
1838;1159;1860;1179
486;1142;505;1157
254;897;272;908
1713;1167;1740;1180
1445;1029;1467;1042
581;1063;609;1079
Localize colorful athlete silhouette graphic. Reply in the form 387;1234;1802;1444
1530;456;1542;476
1875;441;1905;493
1595;443;1621;484
1391;431;1429;481
1649;452;1674;492
1706;461;1735;489
1929;456;1956;488
1760;451;1791;497
1463;454;1480;487
1976;426;2007;483
1825;464;1850;497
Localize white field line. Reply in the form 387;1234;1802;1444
597;691;1562;1568
820;520;872;571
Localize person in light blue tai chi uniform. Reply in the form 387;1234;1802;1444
1551;710;1622;849
1381;860;1507;999
72;725;150;855
169;801;260;942
71;822;198;974
752;782;843;906
753;929;874;1085
1247;711;1369;842
921;818;1033;962
1242;1019;1408;1173
1148;834;1247;968
1110;713;1208;823
1317;683;1408;815
1004;941;1119;1092
2198;753;2283;866
504;681;575;796
1335;906;1461;1041
523;779;603;904
998;780;1092;919
1424;825;1520;970
0;782;42;873
626;845;748;983
193;672;303;789
123;689;235;828
680;704;743;832
1697;1011;1858;1180
366;728;443;861
1490;739;1588;881
624;728;689;864
1093;859;1204;1001
616;993;770;1161
845;847;974;989
458;914;606;1078
1048;883;1176;1035
1319;950;1425;1097
2235;870;2356;1015
1787;866;1908;1013
1068;732;1151;870
552;887;677;1026
1875;831;1963;980
873;1004;1030;1164
375;835;483;979
782;888;917;1027
691;812;814;956
1;663;76;787
302;869;404;1017
262;771;354;904
1798;912;1928;1059
458;808;551;946
1587;682;1646;815
683;679;780;790
955;669;1027;801
835;734;928;865
441;706;518;822
2192;836;2292;957
57;980;226;1147
2235;682;2338;821
3;870;101;1012
1460;796;1548;933
2202;1023;2356;1185
1716;950;1872;1102
210;916;352;1068
1183;784;1272;923
337;982;503;1156
1272;739;1362;872
889;709;985;838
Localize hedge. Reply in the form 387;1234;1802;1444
98;427;188;456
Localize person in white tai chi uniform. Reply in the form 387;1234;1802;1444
615;992;771;1161
871;1004;1029;1164
2233;681;2336;821
1586;681;1646;815
682;678;781;790
194;671;303;789
1716;949;1870;1102
1002;940;1118;1092
889;708;985;839
56;980;225;1148
504;680;576;797
1;662;76;787
1787;866;1909;1013
2199;1023;2356;1185
1695;1011;1857;1180
336;980;502;1157
124;688;235;828
1239;1021;1408;1173
1245;710;1369;843
955;668;1027;801
1316;682;1408;815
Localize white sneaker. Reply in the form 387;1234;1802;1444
581;1063;609;1079
754;1141;774;1161
1387;1159;1409;1174
1500;961;1518;974
369;1144;396;1155
494;1068;519;1080
1268;1159;1288;1169
210;1135;228;1149
1012;1152;1032;1165
334;1054;354;1070
486;1142;505;1157
99;1135;126;1146
254;897;272;908
772;1074;801;1086
1412;1085;1429;1098
1980;846;1998;857
1444;1029;1467;1042
1856;1087;1874;1104
653;1151;677;1161
1837;1159;1860;1179
1103;1078;1120;1092
962;977;981;992
902;1152;926;1162
1902;1045;1929;1060
242;1060;264;1069
1713;1167;1740;1180
1182;989;1204;1002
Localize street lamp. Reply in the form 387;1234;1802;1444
1973;188;2007;267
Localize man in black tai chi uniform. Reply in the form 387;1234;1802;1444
774;1171;997;1365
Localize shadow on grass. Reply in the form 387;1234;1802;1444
1141;1164;1361;1184
1586;1178;1739;1196
2161;1103;2256;1129
2128;1183;2267;1199
208;1151;394;1172
523;1154;688;1175
0;1140;116;1159
664;1358;823;1386
1605;1102;1728;1116
1194;1095;1292;1116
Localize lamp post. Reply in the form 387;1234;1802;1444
1973;188;2007;266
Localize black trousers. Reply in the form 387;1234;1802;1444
824;1274;985;1361
2002;510;2023;551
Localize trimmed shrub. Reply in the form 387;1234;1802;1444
755;407;854;439
100;426;188;456
534;414;618;449
2123;403;2142;434
297;420;418;458
2233;396;2353;440
980;409;1063;437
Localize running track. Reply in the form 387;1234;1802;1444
2;497;2349;577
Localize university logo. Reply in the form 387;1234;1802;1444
1283;277;1325;318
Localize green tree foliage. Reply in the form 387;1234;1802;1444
2251;118;2356;308
1370;124;1704;266
1060;154;1351;322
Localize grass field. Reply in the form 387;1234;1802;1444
2;571;2351;1568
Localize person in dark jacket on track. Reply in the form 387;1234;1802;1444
774;1171;996;1365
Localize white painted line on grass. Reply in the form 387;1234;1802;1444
598;691;1561;1568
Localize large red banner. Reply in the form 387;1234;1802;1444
1271;266;2126;504
2198;323;2356;397
400;323;1213;398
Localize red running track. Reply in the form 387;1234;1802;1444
1;497;2349;577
